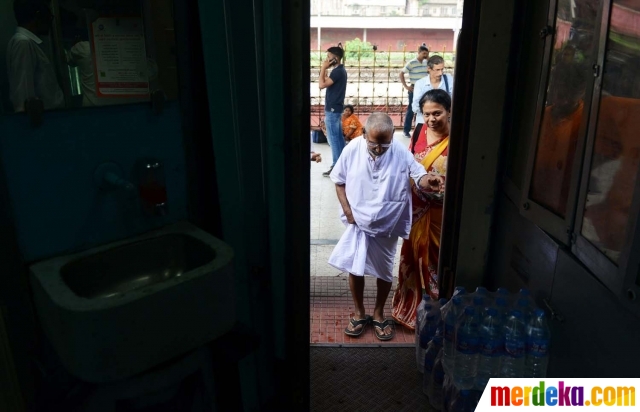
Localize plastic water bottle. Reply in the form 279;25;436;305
419;308;440;374
475;307;503;390
453;286;467;296
429;348;446;411
415;295;431;372
442;374;456;412
516;298;533;324
423;335;443;396
443;296;463;375
421;305;441;348
518;288;536;309
441;287;466;319
473;296;486;318
439;298;448;316
473;286;489;298
492;287;510;305
416;294;431;339
453;306;479;390
450;389;475;412
525;308;551;378
501;310;526;377
495;287;509;297
494;297;509;322
436;298;448;335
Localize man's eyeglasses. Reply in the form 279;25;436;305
366;141;393;149
363;128;392;149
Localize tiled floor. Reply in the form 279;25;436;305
310;134;414;346
310;275;414;345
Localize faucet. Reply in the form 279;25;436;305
103;172;135;192
137;159;168;216
93;161;168;216
94;163;136;197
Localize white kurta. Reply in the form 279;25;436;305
6;27;64;112
328;136;428;281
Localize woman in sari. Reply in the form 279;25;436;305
341;104;364;142
392;89;451;329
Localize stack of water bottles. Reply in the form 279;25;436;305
415;286;551;411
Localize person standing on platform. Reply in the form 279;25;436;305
328;113;442;341
319;45;347;177
399;44;429;138
410;55;454;150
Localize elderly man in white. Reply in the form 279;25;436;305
328;112;444;341
7;1;64;113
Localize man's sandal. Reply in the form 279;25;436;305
372;319;396;341
344;316;372;337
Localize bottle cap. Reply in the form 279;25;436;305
486;307;498;316
496;287;509;295
464;306;475;315
519;288;531;297
423;293;431;301
439;298;448;306
535;308;545;317
452;296;463;305
476;286;488;295
511;309;523;318
454;286;466;295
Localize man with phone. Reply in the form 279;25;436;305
319;46;347;177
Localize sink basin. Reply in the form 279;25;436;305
60;234;216;299
29;221;235;383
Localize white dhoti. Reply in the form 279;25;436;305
328;224;398;283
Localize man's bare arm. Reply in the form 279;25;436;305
335;184;355;224
399;71;412;92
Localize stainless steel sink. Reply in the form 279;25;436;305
29;221;235;383
60;234;216;299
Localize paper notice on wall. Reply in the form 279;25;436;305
91;17;149;97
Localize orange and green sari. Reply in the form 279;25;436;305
392;127;449;330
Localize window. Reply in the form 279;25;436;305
573;0;640;300
519;0;602;242
512;0;640;311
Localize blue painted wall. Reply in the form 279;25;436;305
0;101;188;262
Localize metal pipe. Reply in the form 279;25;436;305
49;0;72;108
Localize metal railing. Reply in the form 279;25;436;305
310;46;455;129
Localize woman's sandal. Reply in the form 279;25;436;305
344;315;372;337
372;319;396;341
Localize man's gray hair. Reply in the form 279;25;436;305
365;112;394;138
427;55;444;69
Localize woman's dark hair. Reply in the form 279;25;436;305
411;89;451;153
344;104;354;113
419;88;451;113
